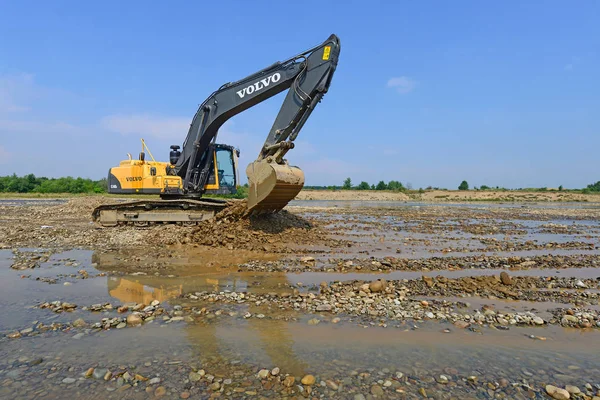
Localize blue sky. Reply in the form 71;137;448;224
0;1;598;189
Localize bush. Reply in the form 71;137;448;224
357;181;370;190
586;181;600;192
0;174;106;194
458;180;469;191
342;178;352;190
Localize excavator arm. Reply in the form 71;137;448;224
173;34;341;211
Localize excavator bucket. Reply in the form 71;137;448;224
246;161;305;212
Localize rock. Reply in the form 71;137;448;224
500;272;513;285
72;318;87;328
371;384;384;396
271;367;280;376
62;378;76;384
326;380;339;390
84;368;95;378
93;368;108;380
189;371;202;382
369;279;386;293
301;374;316;385
300;256;315;263
496;317;509;326
316;304;332;311
354;395;366;400
437;375;448;384
180;392;190;399
209;382;220;391
104;371;112;381
126;314;142;326
116;322;126;329
20;327;33;334
7;332;21;339
532;316;544;325
546;385;570;399
454;320;470;329
332;317;341;324
308;318;320;325
575;280;587;288
154;386;167;397
148;377;161;385
565;385;580;395
257;369;269;379
283;376;295;387
150;300;160;306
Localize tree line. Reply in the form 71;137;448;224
342;178;407;191
0;174;107;193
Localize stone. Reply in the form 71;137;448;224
437;375;449;384
326;380;339;390
20;327;33;334
354;395;366;400
104;371;112;381
116;322;126;329
126;314;142;326
150;300;160;306
84;368;95;378
257;369;269;379
454;320;470;329
301;374;316;385
283;376;295;387
93;368;108;380
148;377;161;385
209;382;220;390
155;386;167;397
189;371;202;382
62;378;76;384
180;392;190;399
72;318;87;328
532;316;544;325
546;385;570;400
371;384;384;396
332;317;341;324
500;272;513;285
575;280;587;288
300;256;315;263
308;318;320;326
271;367;280;376
316;304;332;311
565;385;580;395
369;279;386;293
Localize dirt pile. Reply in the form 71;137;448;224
163;200;345;252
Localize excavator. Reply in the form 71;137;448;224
93;34;341;226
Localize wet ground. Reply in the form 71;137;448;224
1;198;600;399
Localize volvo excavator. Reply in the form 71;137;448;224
93;34;341;226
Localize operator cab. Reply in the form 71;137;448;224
204;144;240;195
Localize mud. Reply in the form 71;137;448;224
1;197;600;399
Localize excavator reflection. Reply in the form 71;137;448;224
94;251;309;376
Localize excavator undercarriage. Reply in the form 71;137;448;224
92;34;340;226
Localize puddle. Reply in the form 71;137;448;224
2;247;600;398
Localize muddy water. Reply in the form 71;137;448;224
3;201;600;398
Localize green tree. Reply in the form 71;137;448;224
480;185;490;190
376;181;388;190
357;181;370;190
558;185;563;191
371;184;375;190
342;177;352;190
387;180;405;192
458;180;469;191
586;181;600;192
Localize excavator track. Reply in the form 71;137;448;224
92;199;232;227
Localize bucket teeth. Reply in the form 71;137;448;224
246;161;305;212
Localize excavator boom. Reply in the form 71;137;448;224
173;34;341;211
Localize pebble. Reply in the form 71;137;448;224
62;378;76;384
532;316;545;325
371;384;384;396
546;385;570;399
565;385;580;394
257;369;269;379
271;367;280;376
500;271;513;285
301;374;315;385
126;314;142;326
189;371;202;382
148;377;161;385
332;317;341;324
92;368;108;380
308;318;320;325
154;386;167;397
116;322;126;329
180;392;190;399
326;379;339;390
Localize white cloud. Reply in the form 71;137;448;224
101;114;190;139
387;76;417;94
0;146;10;164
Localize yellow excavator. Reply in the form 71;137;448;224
93;34;341;226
